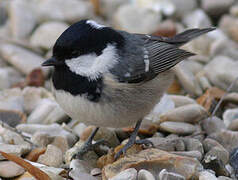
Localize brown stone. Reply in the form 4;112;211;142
26;148;46;162
26;68;45;87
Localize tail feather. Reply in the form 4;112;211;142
164;27;216;46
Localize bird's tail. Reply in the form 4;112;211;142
163;27;216;46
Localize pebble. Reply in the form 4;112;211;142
0;88;24;112
218;176;233;180
202;0;235;17
203;138;226;152
170;0;197;18
202;117;226;135
31;132;53;147
0;109;26;127
159;104;207;124
91;168;101;176
158;169;185;180
168;95;196;107
114;4;161;34
103;149;202;179
9;0;36;39
0;161;25;178
0;67;23;90
16;123;77;147
174;64;203;96
182;9;212;28
159;122;196;135
37;144;63;167
182;138;204;155
230;5;238;17
209;130;238;153
37;0;94;23
69;159;93;176
138;169;155;180
0;143;30;160
109;168;137;180
219;15;238;43
171;150;203;161
199;170;217;180
0;43;48;76
223;108;238;130
30;21;69;50
204;56;238;91
22;87;53;114
210;38;238;60
148;137;185;151
205;146;229;165
223;93;238;105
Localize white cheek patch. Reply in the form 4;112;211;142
86;20;105;29
65;44;118;80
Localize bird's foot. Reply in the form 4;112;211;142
72;139;105;160
114;138;154;160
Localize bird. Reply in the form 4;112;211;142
42;19;215;159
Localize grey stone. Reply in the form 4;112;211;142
168;95;196;108
159;104;207;124
204;56;238;91
30;21;69;50
174;64;203;96
182;9;212;28
138;169;155;180
223;108;238;130
0;67;23;90
158;169;185;180
199;171;217;180
202;0;235;17
203;138;226;153
0;88;24;112
0;43;49;76
22;87;53;114
210;38;238;60
205;146;229;165
202;117;226;135
9;0;36;39
223;93;238;105
31;132;53;147
109;168;137;180
218;176;232;180
37;0;94;23
182;138;204;155
0;161;25;178
148;137;185;151
16;123;77;147
114;4;161;34
37;144;63;167
170;0;197;18
159;122;196;135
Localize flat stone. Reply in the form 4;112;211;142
204;56;238;91
202;117;226;135
16;123;77;147
30;21;69;50
159;122;196;135
0;161;25;178
0;43;49;76
114;4;161;34
109;168;137;180
182;138;204;155
37;0;94;23
102;149;202;179
37;144;63;167
199;171;217;180
171;151;203;161
0;143;30;160
148;137;185;151
138;169;155;180
9;0;36;39
168;95;196;108
159;104;207;124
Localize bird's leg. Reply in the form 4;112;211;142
114;119;153;159
72;127;105;159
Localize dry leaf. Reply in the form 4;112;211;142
0;151;50;180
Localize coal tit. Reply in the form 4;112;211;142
42;19;215;159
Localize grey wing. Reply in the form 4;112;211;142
111;28;215;83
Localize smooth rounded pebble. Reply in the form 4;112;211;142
138;169;155;180
0;161;25;178
159;121;196;135
109;168;137;180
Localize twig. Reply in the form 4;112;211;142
211;77;238;117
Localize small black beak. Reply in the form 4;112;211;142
42;57;61;66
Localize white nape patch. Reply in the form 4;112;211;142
65;44;118;80
143;48;150;72
86;20;105;29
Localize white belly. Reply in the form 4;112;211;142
52;71;174;128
